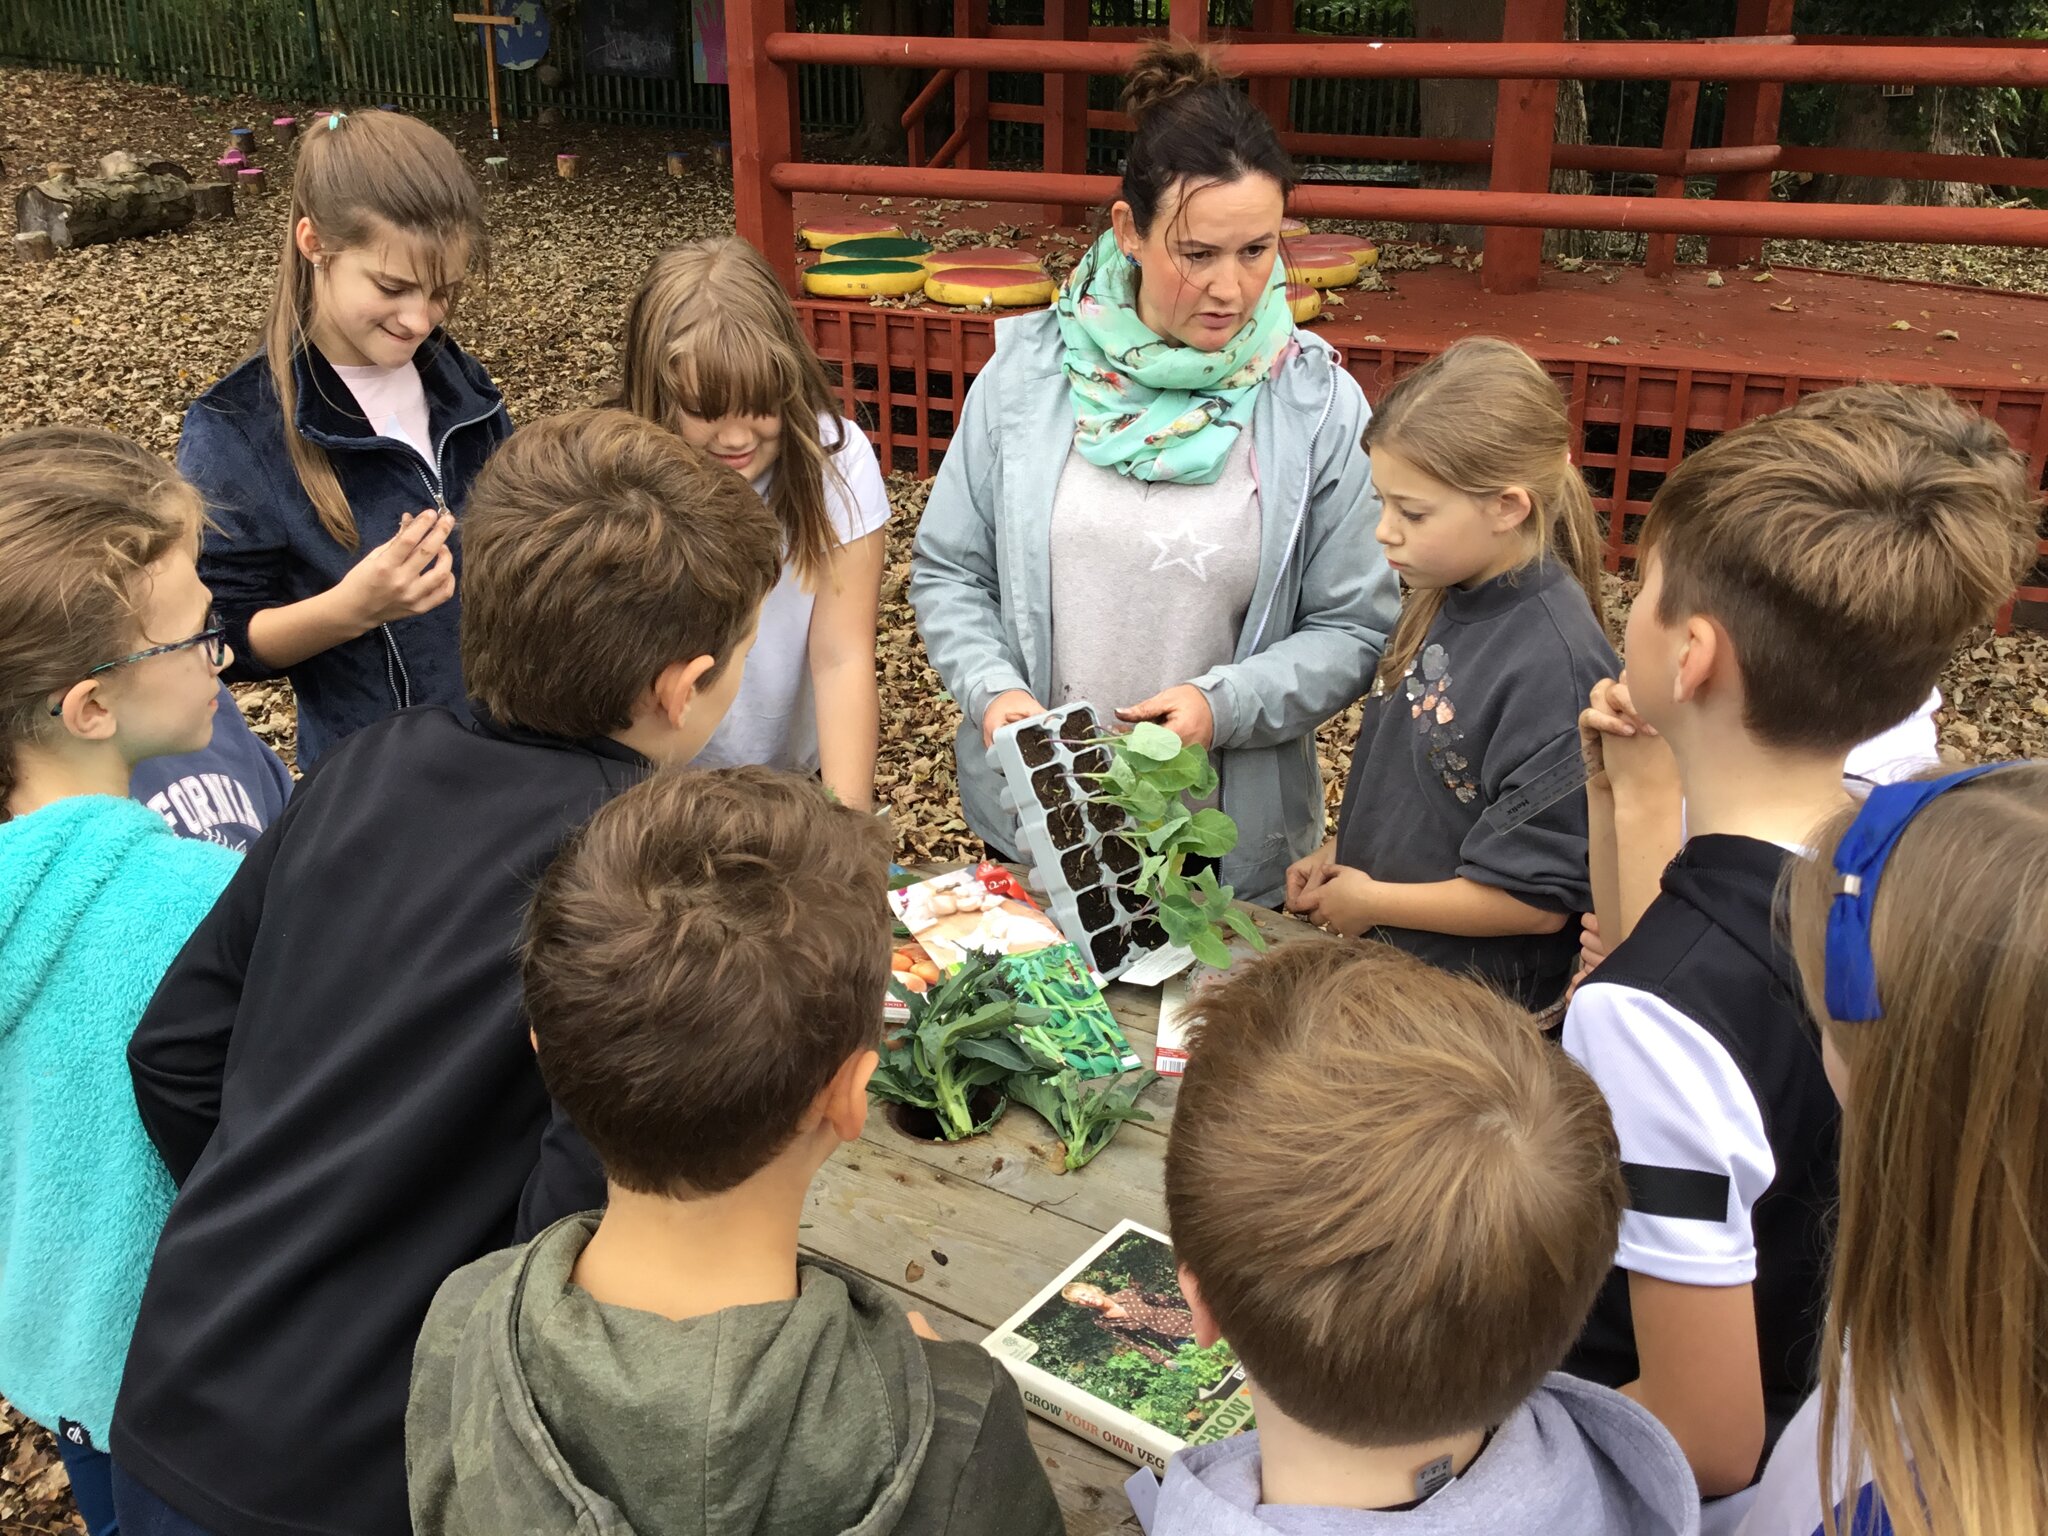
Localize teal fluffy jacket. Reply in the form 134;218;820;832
0;794;237;1447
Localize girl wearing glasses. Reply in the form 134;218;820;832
0;428;241;1536
178;109;510;769
1738;763;2048;1536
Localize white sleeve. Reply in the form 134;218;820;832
822;414;891;545
1563;981;1775;1286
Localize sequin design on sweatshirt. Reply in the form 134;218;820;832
1403;642;1477;803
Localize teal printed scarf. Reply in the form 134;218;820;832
1055;228;1293;485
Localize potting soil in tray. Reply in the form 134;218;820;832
991;703;1189;983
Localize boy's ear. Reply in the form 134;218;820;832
817;1047;878;1144
1179;1264;1223;1349
1672;614;1724;706
648;654;718;729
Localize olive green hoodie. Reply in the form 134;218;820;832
407;1214;1064;1536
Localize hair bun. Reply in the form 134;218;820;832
1121;37;1229;123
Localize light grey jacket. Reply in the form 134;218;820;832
909;308;1397;905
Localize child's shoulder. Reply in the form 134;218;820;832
187;350;280;420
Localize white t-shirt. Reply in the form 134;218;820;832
692;414;889;775
332;360;433;464
1737;1377;1889;1536
1843;687;1942;788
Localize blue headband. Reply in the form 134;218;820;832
1824;763;2009;1022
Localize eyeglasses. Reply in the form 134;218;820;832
49;614;228;716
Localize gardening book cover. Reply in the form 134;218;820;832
887;864;1140;1078
982;1220;1255;1474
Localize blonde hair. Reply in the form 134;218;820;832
1643;383;2034;752
1785;765;2048;1536
1363;337;1606;693
617;237;847;590
0;428;204;819
1165;941;1623;1444
262;110;485;551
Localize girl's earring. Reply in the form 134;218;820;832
1124;250;1141;269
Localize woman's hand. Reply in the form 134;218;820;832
982;689;1048;748
336;510;457;629
1116;684;1214;749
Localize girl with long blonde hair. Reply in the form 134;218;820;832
1740;762;2048;1536
179;109;509;768
1288;336;1614;1009
618;237;888;809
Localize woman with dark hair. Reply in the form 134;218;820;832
910;41;1396;905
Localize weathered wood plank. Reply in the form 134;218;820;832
806;1135;1105;1328
860;1092;1169;1233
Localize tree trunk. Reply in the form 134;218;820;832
849;0;947;161
1546;0;1589;259
1813;86;1982;208
13;163;231;250
1413;0;1503;246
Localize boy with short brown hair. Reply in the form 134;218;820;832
407;767;1063;1536
1565;383;2036;1519
1138;941;1699;1534
113;410;782;1536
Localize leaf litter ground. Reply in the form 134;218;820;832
4;64;2047;1526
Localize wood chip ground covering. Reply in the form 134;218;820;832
4;66;2045;1527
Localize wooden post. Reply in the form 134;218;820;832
1708;0;1795;268
1042;0;1091;226
1480;0;1565;294
1168;0;1208;43
450;2;515;142
1247;0;1291;136
954;0;988;172
728;0;801;289
1644;78;1699;277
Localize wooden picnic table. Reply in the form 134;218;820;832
802;892;1319;1536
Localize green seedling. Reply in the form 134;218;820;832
1005;1066;1160;1170
873;949;1064;1140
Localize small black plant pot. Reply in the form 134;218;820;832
1129;917;1167;951
1030;764;1067;807
1059;707;1098;745
1045;802;1085;849
1062;845;1103;890
1076;886;1114;931
1086;799;1127;836
1090;926;1132;972
1099;836;1140;879
1114;885;1149;917
1017;725;1056;768
887;1089;1006;1143
1072;744;1112;777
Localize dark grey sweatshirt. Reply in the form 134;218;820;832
1334;558;1616;1008
406;1214;1064;1536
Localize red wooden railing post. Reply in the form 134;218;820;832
1168;0;1209;44
955;0;989;171
1644;78;1700;276
1043;0;1091;225
1481;0;1566;294
1709;0;1795;267
728;0;798;288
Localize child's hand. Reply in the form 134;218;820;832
1116;684;1214;749
906;1310;943;1341
1578;675;1655;794
1292;865;1377;938
981;689;1048;747
1579;911;1607;974
1599;708;1681;804
339;510;457;629
1285;838;1338;911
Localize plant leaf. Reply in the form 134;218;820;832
954;1034;1036;1072
1122;721;1184;761
1187;925;1233;969
1222;905;1265;949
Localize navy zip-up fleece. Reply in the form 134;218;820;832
177;333;511;767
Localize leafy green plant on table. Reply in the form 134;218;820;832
873;949;1060;1140
1082;721;1269;969
1005;1066;1160;1170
